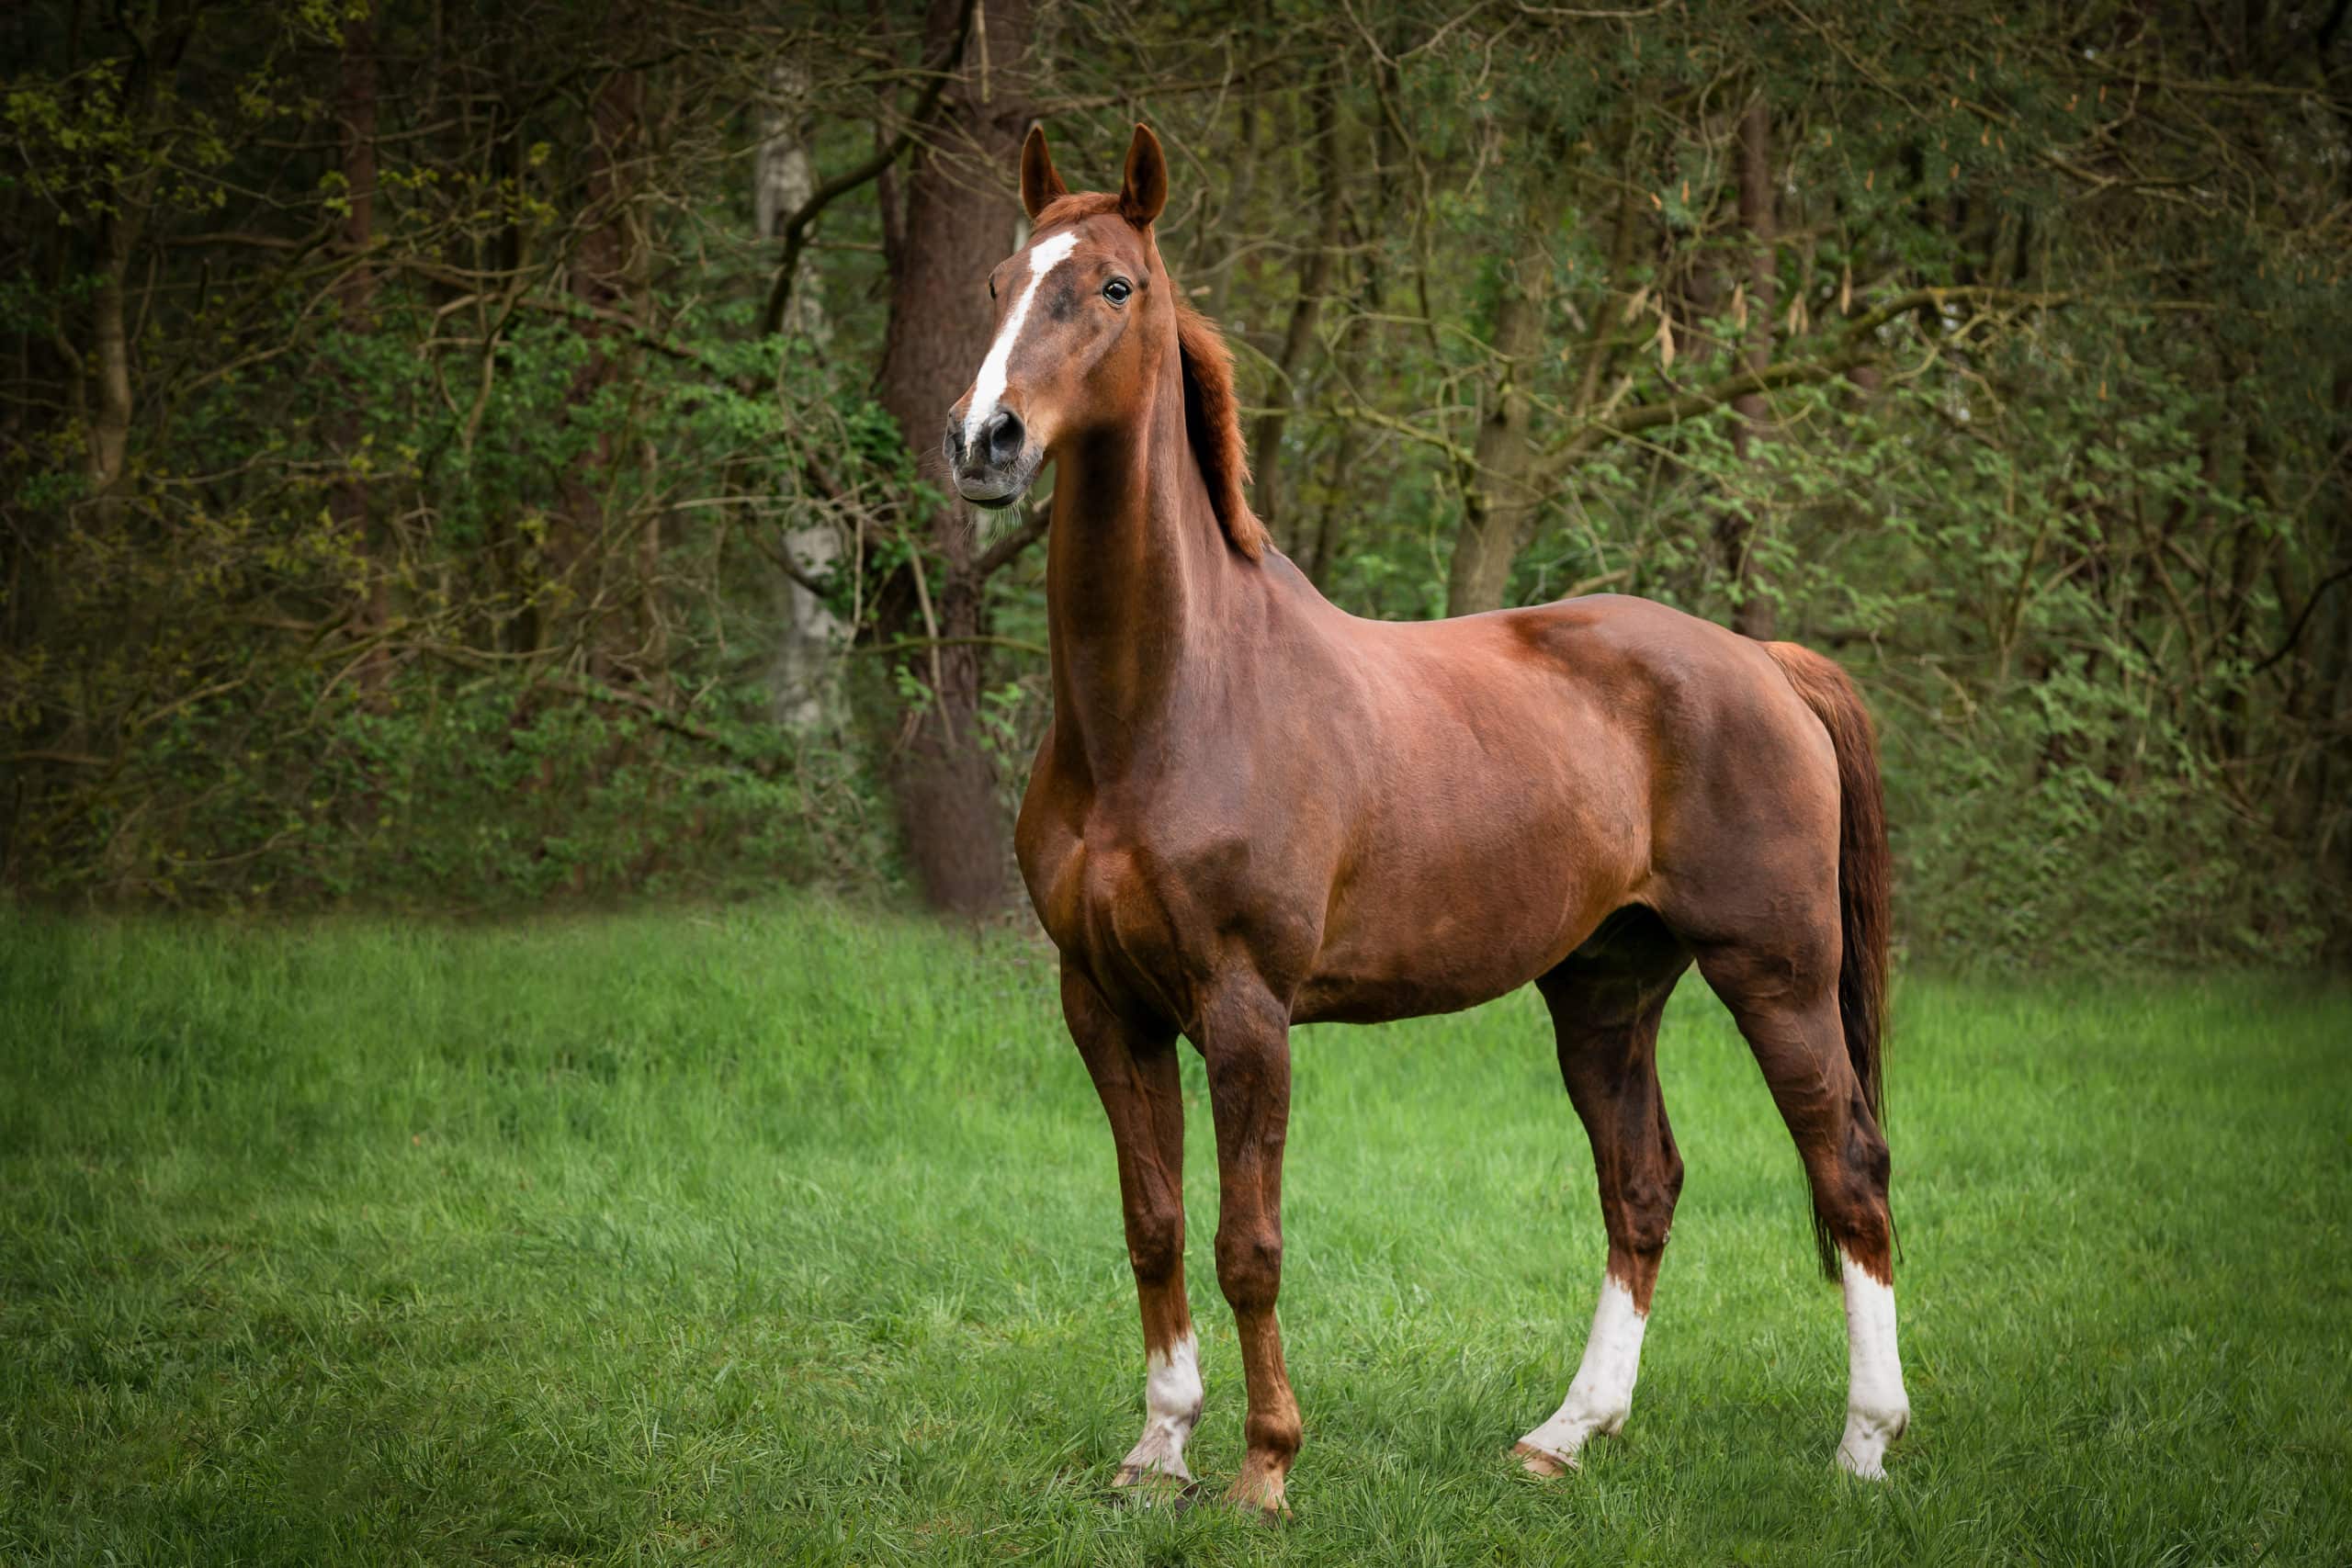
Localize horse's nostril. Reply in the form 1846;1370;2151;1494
944;420;965;467
983;410;1024;466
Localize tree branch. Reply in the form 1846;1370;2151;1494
974;498;1051;579
394;254;755;391
2251;560;2352;676
859;633;1048;660
418;642;760;759
1530;287;2069;486
760;0;980;336
751;526;838;598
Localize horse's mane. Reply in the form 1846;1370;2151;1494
1171;297;1269;560
1033;194;1268;560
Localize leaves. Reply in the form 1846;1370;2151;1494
0;0;2342;960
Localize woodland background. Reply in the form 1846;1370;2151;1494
4;0;2349;969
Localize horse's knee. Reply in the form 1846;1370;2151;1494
1826;1112;1894;1246
1214;1224;1283;1312
1125;1201;1184;1286
1611;1153;1683;1257
1791;1102;1894;1272
1845;1112;1891;1192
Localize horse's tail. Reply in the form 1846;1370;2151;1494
1764;641;1893;1278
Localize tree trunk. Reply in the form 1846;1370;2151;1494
758;57;845;725
1571;162;1643;420
85;206;136;517
332;9;388;683
551;57;649;678
1250;75;1343;545
1717;96;1777;639
756;57;828;344
80;3;160;522
870;0;1033;917
1444;152;1566;617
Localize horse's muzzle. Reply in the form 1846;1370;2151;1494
944;409;1037;511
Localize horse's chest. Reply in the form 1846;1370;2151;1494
1020;805;1261;1017
1032;829;1184;960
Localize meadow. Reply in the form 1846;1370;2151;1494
2;901;2346;1565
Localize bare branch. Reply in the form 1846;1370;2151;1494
975;499;1052;580
760;0;980;336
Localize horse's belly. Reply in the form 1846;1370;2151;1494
1295;836;1626;1023
1292;961;1523;1023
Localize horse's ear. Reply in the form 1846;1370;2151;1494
1118;124;1168;225
1020;125;1068;220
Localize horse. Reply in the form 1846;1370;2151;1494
943;123;1911;1516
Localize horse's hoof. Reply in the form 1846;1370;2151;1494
1221;1471;1291;1522
1513;1439;1576;1478
1836;1404;1908;1480
1219;1495;1290;1525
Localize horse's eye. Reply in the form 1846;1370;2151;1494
989;277;998;301
1103;278;1132;305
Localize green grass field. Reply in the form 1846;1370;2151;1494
2;903;2346;1565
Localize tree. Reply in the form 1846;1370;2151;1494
0;0;2344;964
550;48;653;679
1443;132;1569;618
1718;94;1776;641
331;6;389;683
868;0;1033;917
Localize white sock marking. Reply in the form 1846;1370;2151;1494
1119;1333;1201;1483
1836;1251;1910;1479
1519;1274;1647;1469
963;230;1081;450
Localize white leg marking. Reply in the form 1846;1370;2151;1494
1835;1251;1911;1479
1117;1333;1202;1485
1518;1274;1647;1471
963;230;1081;448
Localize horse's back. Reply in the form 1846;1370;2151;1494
1328;591;1845;970
1496;593;1837;782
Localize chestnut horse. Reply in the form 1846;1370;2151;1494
945;125;1910;1515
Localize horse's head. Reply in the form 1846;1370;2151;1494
945;124;1172;512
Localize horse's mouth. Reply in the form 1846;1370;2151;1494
955;455;1039;511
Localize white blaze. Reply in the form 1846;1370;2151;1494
1118;1332;1202;1484
1836;1251;1910;1479
1518;1274;1647;1470
964;230;1082;451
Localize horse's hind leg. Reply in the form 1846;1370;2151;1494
1061;964;1201;1496
1692;935;1910;1478
1515;913;1691;1475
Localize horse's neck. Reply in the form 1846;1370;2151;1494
1044;359;1248;781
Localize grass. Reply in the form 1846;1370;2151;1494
1;900;2346;1566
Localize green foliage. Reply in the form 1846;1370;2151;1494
1504;348;2338;968
2;269;908;908
3;0;2345;967
26;667;897;908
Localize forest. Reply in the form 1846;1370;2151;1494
5;0;2349;968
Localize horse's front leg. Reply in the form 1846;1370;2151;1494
1197;982;1302;1517
1061;964;1199;1496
